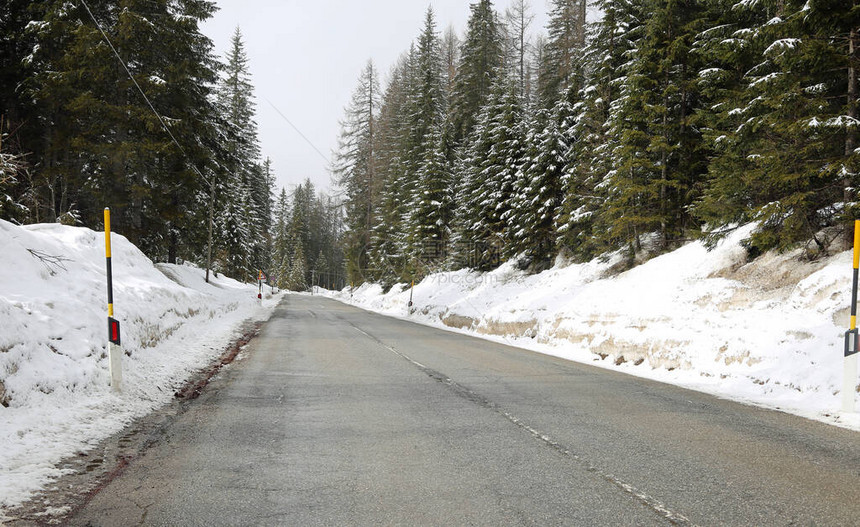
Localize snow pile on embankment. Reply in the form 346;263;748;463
327;225;860;430
0;219;279;510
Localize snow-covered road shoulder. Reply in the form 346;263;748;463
324;225;860;432
0;220;281;512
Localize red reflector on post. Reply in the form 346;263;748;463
108;317;121;345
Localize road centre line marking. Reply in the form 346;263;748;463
349;323;694;526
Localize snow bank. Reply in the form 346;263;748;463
327;225;860;431
0;220;280;510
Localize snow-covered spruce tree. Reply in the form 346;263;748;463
407;124;454;273
598;0;708;258
505;108;548;262
556;0;643;262
696;0;860;256
403;7;448;273
450;0;505;145
22;0;219;259
448;141;478;270
239;158;274;276
691;0;772;246
368;8;448;284
256;158;276;273
287;238;307;291
272;187;291;287
456;77;526;270
509;93;575;267
333;60;381;284
367;53;413;283
0;0;38;223
485;80;527;258
536;0;587;110
216;27;265;278
407;7;446;166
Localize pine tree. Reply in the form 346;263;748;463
599;0;708;257
216;27;264;278
450;0;504;144
402;8;448;273
505;0;536;102
556;0;643;261
19;0;219;262
406;7;446;174
510;98;572;266
272;187;290;285
537;0;587;109
697;0;860;256
441;25;460;98
408;125;454;272
455;78;526;269
287;239;306;291
334;60;380;283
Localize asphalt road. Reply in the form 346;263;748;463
69;294;860;526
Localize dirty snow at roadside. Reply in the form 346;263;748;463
0;220;281;512
325;224;860;432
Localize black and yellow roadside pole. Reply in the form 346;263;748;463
844;220;860;412
105;208;122;392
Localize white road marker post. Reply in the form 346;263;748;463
844;220;860;413
104;208;122;392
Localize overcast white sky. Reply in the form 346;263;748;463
200;1;551;195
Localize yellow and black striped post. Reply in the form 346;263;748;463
105;208;122;391
844;220;860;412
105;209;114;318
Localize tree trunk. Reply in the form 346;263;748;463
577;0;587;48
168;229;177;264
845;21;857;250
205;180;215;283
44;126;57;222
660;95;669;252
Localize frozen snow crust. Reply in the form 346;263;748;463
0;220;279;510
327;224;860;432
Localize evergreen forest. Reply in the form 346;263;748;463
2;0;858;290
0;0;343;289
334;0;859;286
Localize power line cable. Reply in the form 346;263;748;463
263;97;331;167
